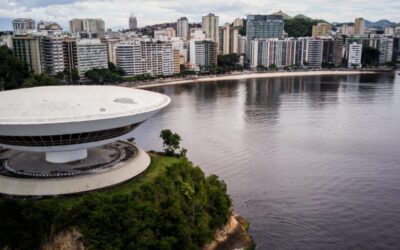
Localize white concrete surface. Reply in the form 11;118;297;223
0;143;151;196
0;86;170;163
0;86;170;125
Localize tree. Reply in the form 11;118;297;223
362;47;380;67
85;68;123;84
218;54;240;67
321;61;335;69
284;18;327;37
269;64;277;71
256;65;267;72
0;45;31;90
22;74;60;88
160;129;182;156
108;62;125;76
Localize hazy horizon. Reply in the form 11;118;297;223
0;0;399;31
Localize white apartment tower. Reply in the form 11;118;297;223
76;39;108;77
348;42;362;68
115;42;174;76
42;36;65;75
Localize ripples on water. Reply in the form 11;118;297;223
134;72;400;249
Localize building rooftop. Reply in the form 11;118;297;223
0;86;170;125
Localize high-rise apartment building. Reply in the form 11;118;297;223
69;19;83;33
42;36;65;75
202;13;219;43
154;28;176;41
106;38;119;64
173;49;181;74
69;19;105;37
190;28;207;40
378;37;394;64
115;42;175;76
76;39;108;77
189;40;217;71
246;15;284;40
12;35;44;74
12;18;36;36
322;38;334;63
37;21;62;33
62;38;78;74
340;24;354;36
246;15;284;57
249;38;307;69
348;42;362;68
238;35;247;55
230;27;240;54
219;22;241;55
333;36;344;67
114;44;140;76
354;18;365;35
177;17;189;40
306;39;323;68
129;13;138;30
312;23;332;38
221;23;231;54
233;18;244;28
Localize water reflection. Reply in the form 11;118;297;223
136;72;400;249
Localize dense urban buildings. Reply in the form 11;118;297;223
4;12;399;81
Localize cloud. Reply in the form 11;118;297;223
0;0;398;31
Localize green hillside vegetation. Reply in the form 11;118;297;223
0;153;232;250
284;18;328;37
0;131;232;249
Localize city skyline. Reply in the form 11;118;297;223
0;0;399;31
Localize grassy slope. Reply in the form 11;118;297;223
58;153;180;207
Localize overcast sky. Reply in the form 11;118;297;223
0;0;399;31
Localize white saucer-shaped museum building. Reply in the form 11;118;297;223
0;86;170;196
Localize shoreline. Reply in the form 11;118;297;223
136;70;381;89
203;213;254;250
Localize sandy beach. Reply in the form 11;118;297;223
136;70;378;89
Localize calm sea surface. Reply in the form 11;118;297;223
134;72;400;249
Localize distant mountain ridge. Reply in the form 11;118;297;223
365;19;397;29
271;11;320;21
271;11;398;28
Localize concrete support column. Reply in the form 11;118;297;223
46;149;88;163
